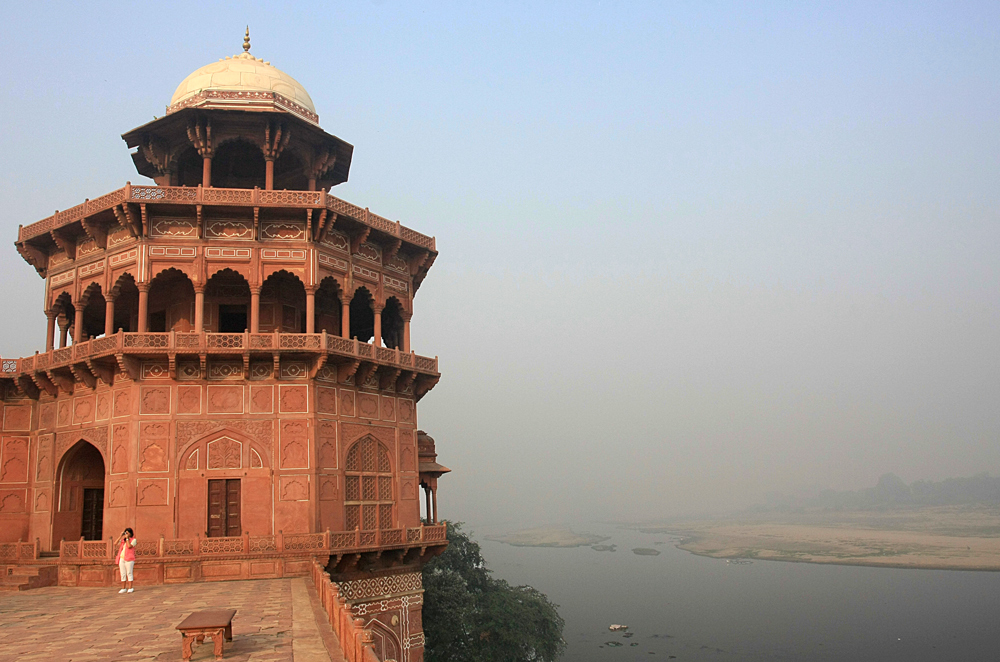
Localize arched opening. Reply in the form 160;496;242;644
206;269;251;333
274;149;306;190
53;441;106;543
52;292;75;347
260;270;306;333
344;437;393;531
349;287;374;342
315;277;342;336
80;283;107;340
212;139;266;189
381;297;405;350
370;621;402;662
112;273;140;333
147;268;195;332
174;146;203;187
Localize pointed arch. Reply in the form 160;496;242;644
53;440;106;543
205;268;251;332
110;272;140;333
177;426;271;473
367;619;402;662
147;267;195;332
349;286;375;342
79;282;107;340
381;296;405;350
315;276;343;336
260;269;306;333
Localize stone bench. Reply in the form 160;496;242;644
176;609;237;661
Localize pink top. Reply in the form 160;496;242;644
115;537;136;563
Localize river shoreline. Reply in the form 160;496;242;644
634;506;1000;572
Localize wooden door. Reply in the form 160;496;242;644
226;479;241;536
81;488;104;540
208;479;241;537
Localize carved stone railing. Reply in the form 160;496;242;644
313;560;383;662
56;524;447;562
0;331;438;378
0;539;38;561
19;184;436;250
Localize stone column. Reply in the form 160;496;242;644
431;486;438;524
265;159;274;190
137;284;149;333
305;288;316;333
104;296;115;336
45;310;57;351
424;486;432;524
372;304;383;348
402;314;411;353
58;317;69;349
250;287;261;334
341;299;350;338
194;286;205;333
73;300;84;344
202;156;212;188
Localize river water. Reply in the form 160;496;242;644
480;523;1000;661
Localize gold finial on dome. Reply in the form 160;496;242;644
243;26;251;53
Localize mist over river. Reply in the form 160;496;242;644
480;523;1000;661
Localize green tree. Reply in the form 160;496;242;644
422;523;566;662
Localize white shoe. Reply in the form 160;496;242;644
127;588;134;593
119;589;127;593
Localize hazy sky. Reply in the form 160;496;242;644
1;2;998;528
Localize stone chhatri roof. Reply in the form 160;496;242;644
168;29;316;119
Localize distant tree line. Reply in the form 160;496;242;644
421;522;566;662
757;472;1000;512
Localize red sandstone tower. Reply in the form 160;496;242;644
0;32;447;662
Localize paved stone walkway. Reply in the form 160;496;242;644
0;577;344;661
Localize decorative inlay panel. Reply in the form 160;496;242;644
354;242;382;265
109;247;138;267
261;248;306;260
279;475;309;501
149;217;197;237
353;265;379;282
139;387;171;415
4;405;31;431
207;437;242;469
279;420;308;469
336;572;423;602
260;222;305;241
136;478;169;506
383;274;408;293
318;252;348;272
175;420;272;456
206;220;253;240
149;246;196;258
278;385;308;413
322;230;349;253
0;437;29;482
207;385;243;414
79;259;105;277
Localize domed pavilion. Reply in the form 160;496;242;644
0;31;447;662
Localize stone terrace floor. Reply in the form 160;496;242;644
0;577;346;662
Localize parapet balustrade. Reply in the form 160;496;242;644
1;330;438;377
18;183;436;250
0;524;448;564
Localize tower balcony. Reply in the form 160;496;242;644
0;331;439;398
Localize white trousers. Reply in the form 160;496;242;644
119;559;134;581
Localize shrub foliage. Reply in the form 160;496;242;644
422;523;566;662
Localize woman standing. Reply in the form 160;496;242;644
115;528;137;593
